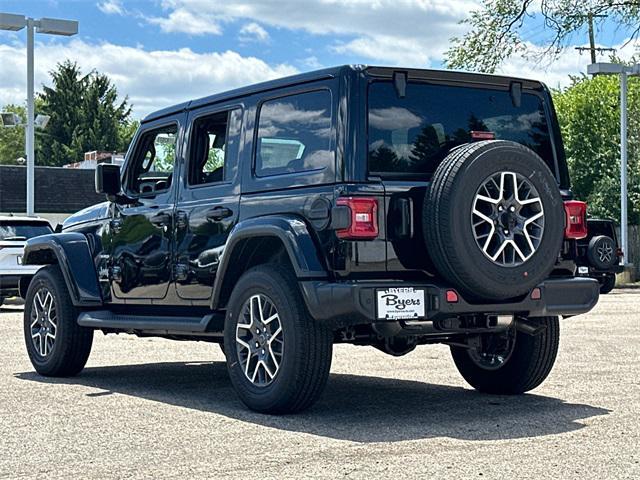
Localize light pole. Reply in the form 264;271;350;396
587;62;640;268
0;13;77;216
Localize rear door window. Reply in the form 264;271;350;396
256;90;333;177
368;82;555;178
0;222;52;240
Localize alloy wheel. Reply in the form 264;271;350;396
467;328;517;371
471;171;545;267
598;241;614;264
30;287;57;357
235;294;284;387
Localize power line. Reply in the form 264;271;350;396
572;12;616;63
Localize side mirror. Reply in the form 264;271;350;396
95;163;121;197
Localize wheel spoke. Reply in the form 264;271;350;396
30;287;57;358
235;293;283;387
473;171;544;267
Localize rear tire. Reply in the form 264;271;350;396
451;316;559;394
599;274;616;294
587;235;617;270
23;265;93;377
224;264;333;414
424;141;564;301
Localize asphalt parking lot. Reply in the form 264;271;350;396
0;292;638;480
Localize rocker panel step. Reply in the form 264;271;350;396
77;310;221;332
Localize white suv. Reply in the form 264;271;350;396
0;216;53;306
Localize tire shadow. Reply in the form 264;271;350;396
15;361;609;443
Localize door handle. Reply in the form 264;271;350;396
206;207;233;222
150;212;172;227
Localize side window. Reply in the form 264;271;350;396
256;90;332;177
188;109;241;186
129;125;178;196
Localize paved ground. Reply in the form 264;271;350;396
0;292;638;480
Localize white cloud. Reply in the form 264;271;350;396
239;22;269;43
300;56;323;69
148;9;223;36
145;0;478;66
333;35;437;67
497;40;639;89
0;40;297;118
97;0;124;15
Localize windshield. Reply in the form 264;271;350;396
0;222;52;241
367;81;555;179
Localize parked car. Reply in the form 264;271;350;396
20;66;599;413
576;218;623;294
0;215;52;306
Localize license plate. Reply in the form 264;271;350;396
376;287;426;320
578;266;589;275
16;255;23;265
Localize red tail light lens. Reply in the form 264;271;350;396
336;197;378;240
563;200;588;239
445;289;459;303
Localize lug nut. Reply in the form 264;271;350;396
509;206;516;212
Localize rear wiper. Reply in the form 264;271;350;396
2;236;27;241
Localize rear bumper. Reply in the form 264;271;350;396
301;277;600;328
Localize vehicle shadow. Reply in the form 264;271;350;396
15;361;609;443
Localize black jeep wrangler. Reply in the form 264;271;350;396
21;66;599;414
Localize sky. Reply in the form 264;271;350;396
0;0;638;118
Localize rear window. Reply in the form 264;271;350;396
368;82;555;178
0;222;52;241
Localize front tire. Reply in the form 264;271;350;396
224;265;332;414
23;265;94;377
451;316;559;394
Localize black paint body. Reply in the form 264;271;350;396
23;65;591;328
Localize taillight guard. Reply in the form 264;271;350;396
563;200;588;240
336;197;379;240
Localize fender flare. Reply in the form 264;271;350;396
22;233;103;306
211;215;327;310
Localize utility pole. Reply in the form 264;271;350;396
575;13;616;63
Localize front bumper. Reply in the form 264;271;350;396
301;277;600;328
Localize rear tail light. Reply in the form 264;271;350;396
563;200;588;240
336;197;378;240
616;248;624;258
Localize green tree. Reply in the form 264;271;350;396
37;60;132;166
446;0;640;73
553;71;640;224
0;105;26;165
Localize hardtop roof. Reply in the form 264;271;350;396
142;65;547;123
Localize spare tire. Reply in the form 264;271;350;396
587;235;617;270
424;140;564;301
